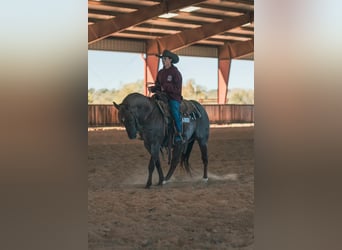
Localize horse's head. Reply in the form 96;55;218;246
113;102;137;139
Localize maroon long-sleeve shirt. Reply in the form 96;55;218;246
154;65;183;102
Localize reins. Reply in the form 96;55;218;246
130;98;159;135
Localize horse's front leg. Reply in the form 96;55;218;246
155;157;164;186
145;144;163;188
145;156;155;188
151;145;164;186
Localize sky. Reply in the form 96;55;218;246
88;50;254;91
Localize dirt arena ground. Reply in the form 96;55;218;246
88;125;254;249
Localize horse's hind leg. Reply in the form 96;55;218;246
145;156;155;188
198;141;208;180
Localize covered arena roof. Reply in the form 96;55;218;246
88;0;254;59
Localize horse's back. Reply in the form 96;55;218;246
190;100;209;123
179;99;209;141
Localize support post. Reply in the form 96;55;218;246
218;44;232;104
144;40;162;96
144;55;160;96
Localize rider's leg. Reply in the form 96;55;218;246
169;100;183;143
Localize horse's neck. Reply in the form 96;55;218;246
131;97;154;123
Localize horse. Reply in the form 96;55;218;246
113;92;209;188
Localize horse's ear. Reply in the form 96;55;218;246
113;102;121;110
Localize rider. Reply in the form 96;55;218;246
149;49;184;144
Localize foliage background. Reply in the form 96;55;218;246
88;79;254;104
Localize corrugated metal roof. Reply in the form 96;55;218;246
88;0;254;59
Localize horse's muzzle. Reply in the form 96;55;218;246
127;131;137;139
128;134;137;139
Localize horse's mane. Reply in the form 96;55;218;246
123;92;145;100
125;92;144;98
122;92;151;107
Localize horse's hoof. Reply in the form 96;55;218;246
162;180;169;185
203;178;209;182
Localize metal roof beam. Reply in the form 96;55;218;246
88;0;146;10
147;12;253;54
219;39;254;59
198;3;252;13
88;9;123;17
88;0;207;44
223;32;253;39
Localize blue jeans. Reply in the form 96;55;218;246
169;100;182;134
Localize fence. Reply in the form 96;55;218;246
88;104;254;127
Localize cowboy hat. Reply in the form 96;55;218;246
156;50;179;64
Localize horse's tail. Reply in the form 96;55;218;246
159;147;165;161
180;157;192;177
180;139;196;177
181;157;192;176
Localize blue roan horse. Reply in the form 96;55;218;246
113;92;209;188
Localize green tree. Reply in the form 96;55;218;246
182;79;208;101
228;89;254;104
88;80;144;104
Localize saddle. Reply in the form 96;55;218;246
151;91;201;128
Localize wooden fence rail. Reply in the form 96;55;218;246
88;104;254;127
